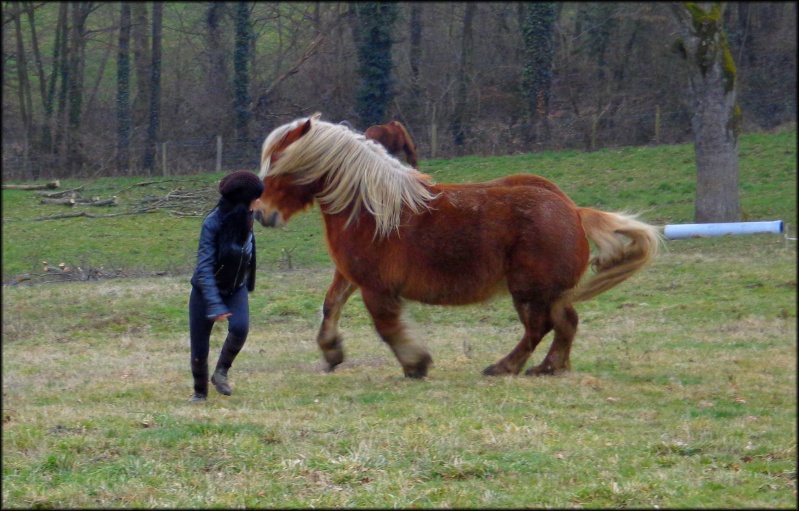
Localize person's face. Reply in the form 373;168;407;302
249;197;260;212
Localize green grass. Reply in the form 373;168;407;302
3;130;796;282
2;131;797;507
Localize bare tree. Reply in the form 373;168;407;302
49;3;69;163
673;2;741;222
450;2;475;154
23;2;50;174
61;2;93;174
205;3;232;133
404;3;424;129
520;2;556;149
350;2;399;127
130;2;150;135
143;2;162;173
116;2;131;173
10;1;34;178
233;1;252;145
0;2;794;179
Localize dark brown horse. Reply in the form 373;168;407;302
255;113;661;379
364;120;419;169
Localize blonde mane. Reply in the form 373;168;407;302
260;115;438;238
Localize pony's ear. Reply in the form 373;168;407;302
301;112;321;135
278;116;314;152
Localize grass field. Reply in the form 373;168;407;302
2;130;796;508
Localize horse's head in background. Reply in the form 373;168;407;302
364;120;419;169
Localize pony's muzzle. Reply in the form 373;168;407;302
254;209;283;228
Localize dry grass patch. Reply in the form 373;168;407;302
3;239;797;508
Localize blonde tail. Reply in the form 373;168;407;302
569;209;662;303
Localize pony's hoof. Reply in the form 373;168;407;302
482;363;515;376
402;354;432;379
323;355;343;373
321;342;345;370
323;352;344;370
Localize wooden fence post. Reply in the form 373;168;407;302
654;105;661;144
162;142;168;176
430;104;437;160
216;136;222;173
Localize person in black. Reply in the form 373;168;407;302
188;171;264;403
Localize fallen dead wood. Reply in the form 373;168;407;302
40;197;78;205
5;181;217;222
39;196;118;206
3;180;60;190
35;185;85;198
115;178;207;195
83;197;118;207
22;208;158;221
135;188;217;216
169;210;205;217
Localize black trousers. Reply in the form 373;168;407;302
189;284;249;361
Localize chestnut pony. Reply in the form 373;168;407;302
364;120;419;168
255;113;660;379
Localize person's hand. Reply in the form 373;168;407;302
213;313;232;322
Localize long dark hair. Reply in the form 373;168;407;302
216;197;253;246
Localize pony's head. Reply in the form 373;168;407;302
254;112;438;237
253;113;319;228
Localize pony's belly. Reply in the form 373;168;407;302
400;278;507;306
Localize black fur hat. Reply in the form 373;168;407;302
218;171;264;205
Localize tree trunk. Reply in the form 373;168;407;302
351;2;399;127
409;4;422;86
66;2;92;174
144;3;163;174
117;2;132;173
450;2;475;153
48;2;68;165
407;3;423;128
130;2;150;136
12;1;34;179
520;2;556;149
24;2;50;174
233;1;252;145
673;2;741;223
205;3;231;129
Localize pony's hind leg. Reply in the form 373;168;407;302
317;270;358;372
526;300;578;375
483;299;552;376
360;289;432;379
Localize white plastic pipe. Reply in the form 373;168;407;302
664;220;784;240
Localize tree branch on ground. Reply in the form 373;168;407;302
3;180;60;190
35;185;85;197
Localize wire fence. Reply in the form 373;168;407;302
2;93;795;182
1;136;264;182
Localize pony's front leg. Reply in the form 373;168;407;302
360;289;432;379
317;270;358;372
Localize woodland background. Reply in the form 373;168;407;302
2;2;796;180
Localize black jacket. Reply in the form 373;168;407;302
190;208;256;319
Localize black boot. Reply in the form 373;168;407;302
211;333;246;396
189;357;208;403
